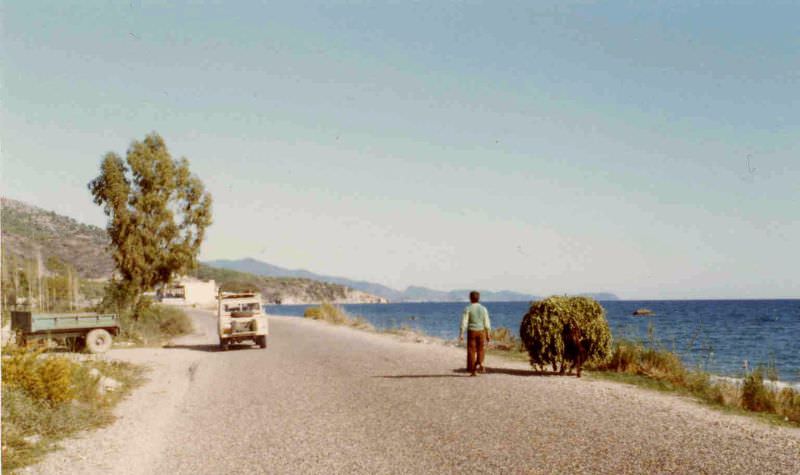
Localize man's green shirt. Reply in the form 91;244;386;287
461;303;491;333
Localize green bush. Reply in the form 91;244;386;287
117;303;193;344
1;348;74;404
519;296;612;373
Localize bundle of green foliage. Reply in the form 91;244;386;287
519;296;612;374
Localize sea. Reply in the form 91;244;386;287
265;299;800;385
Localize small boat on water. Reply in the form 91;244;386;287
632;308;655;316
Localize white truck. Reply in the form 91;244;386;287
217;291;268;350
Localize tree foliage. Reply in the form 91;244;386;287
88;133;212;308
519;296;612;373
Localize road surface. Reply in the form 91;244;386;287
25;308;800;474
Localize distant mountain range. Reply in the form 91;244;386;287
205;258;619;302
0;198;384;304
1;197;618;304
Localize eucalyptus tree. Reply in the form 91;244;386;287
88;133;213;311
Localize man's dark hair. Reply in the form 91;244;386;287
469;291;480;303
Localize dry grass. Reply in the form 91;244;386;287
304;303;375;331
588;340;800;426
488;327;521;351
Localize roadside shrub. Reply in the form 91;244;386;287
604;340;643;373
2;348;75;404
776;387;800;423
303;307;321;319
2;349;47;401
150;305;193;337
36;359;75;404
640;347;686;383
490;327;519;351
519;296;612;373
741;367;776;413
320;303;349;324
118;304;192;344
304;303;375;331
350;316;375;331
592;340;687;384
304;303;348;324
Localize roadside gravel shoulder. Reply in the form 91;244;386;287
20;309;218;475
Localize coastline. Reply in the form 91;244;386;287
304;313;800;391
288;305;800;426
267;299;800;388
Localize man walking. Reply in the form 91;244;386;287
458;291;491;376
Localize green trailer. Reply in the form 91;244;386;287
11;311;120;354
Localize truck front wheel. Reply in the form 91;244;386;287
86;329;113;354
256;335;267;349
219;338;229;351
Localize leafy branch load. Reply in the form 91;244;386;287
519;296;612;376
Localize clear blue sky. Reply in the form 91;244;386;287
2;1;798;299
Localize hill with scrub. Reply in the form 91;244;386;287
0;197;385;305
1;197;115;279
190;265;386;304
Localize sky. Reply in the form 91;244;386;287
2;1;798;299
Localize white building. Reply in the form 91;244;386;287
158;276;218;307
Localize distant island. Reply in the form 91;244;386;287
205;258;619;303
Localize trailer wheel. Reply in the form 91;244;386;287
86;329;113;354
256;335;267;349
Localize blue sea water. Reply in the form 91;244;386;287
266;299;800;384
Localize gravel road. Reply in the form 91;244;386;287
24;309;800;474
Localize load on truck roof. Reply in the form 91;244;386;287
218;291;260;300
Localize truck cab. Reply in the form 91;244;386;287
217;292;268;350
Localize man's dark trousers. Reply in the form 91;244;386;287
466;330;486;374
